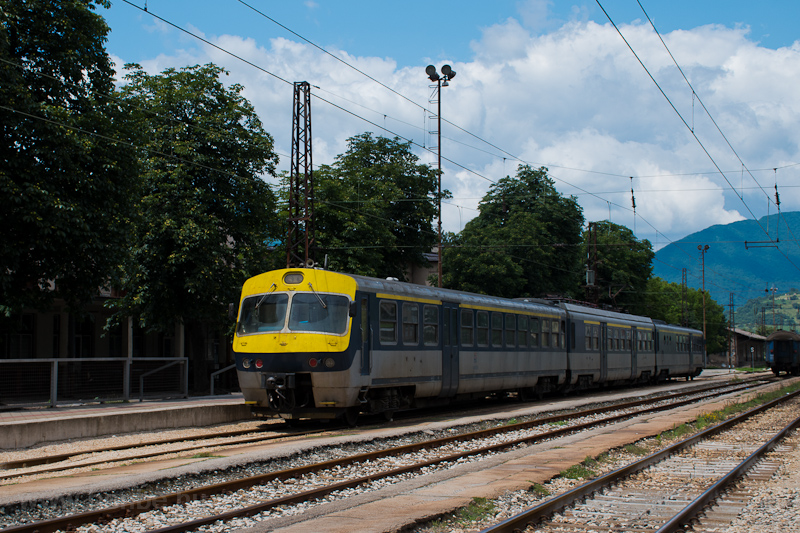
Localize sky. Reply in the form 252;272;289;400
99;0;800;293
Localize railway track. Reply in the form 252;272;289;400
479;388;800;533
0;377;774;533
0;377;765;482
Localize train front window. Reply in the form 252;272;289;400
237;294;289;335
288;293;350;334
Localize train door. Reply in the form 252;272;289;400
628;326;637;380
599;322;608;382
440;302;460;397
360;296;371;375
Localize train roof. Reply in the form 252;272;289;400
766;329;800;342
348;273;564;316
558;302;653;325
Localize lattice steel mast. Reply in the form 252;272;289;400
286;81;315;268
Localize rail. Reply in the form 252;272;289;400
480;386;800;533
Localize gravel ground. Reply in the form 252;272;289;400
413;399;800;533
723;429;800;533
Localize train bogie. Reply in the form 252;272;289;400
232;268;705;422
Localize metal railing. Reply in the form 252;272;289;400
0;357;188;408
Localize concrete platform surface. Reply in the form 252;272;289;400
0;394;251;449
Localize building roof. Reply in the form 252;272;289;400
728;327;766;341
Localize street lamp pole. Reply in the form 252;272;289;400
426;64;456;288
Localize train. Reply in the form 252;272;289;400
232;268;705;424
766;330;800;376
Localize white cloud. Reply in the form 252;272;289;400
112;13;800;246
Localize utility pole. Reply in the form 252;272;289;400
729;293;734;369
698;244;710;364
681;268;688;327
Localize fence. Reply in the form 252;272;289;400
0;357;188;408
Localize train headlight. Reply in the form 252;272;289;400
242;358;251;369
324;357;335;368
254;359;263;369
308;358;318;368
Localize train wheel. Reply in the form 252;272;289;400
343;407;360;427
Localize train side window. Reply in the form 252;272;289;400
561;320;566;348
585;325;592;350
592;326;599;350
626;329;632;350
518;316;529;347
379;301;397;344
423;305;438;346
530;318;540;348
402;303;419;344
552;320;561;348
491;313;503;347
476;311;489;346
461;310;474;346
505;314;516;348
541;319;550;347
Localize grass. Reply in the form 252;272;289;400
191;452;223;459
623;444;649;456
529;483;550;497
425;497;496;531
560;456;598;480
549;420;568;427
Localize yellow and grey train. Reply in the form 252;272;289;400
232;268;704;424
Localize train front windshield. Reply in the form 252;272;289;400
237;292;350;336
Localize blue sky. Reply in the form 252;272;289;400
104;1;800;67
99;1;800;300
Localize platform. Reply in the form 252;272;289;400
0;394;251;449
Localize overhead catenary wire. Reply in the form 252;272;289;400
50;2;797;299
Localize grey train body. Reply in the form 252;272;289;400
235;271;705;421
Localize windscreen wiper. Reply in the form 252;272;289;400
254;283;277;309
307;282;327;309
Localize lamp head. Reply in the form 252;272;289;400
425;65;440;81
441;64;456;79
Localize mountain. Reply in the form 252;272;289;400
652;211;800;330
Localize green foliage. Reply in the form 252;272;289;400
623;444;649;456
310;133;441;279
0;0;138;316
644;277;727;353
560;461;596;480
584;221;654;312
443;165;584;297
529;483;550;496
109;63;279;332
454;497;495;524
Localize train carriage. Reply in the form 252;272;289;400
233;268;704;423
766;330;800;376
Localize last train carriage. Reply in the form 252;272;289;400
766;329;800;376
232;268;704;424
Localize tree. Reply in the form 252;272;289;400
109;64;279;333
646;277;727;354
583;221;654;313
311;133;441;279
0;0;139;316
443;165;584;297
